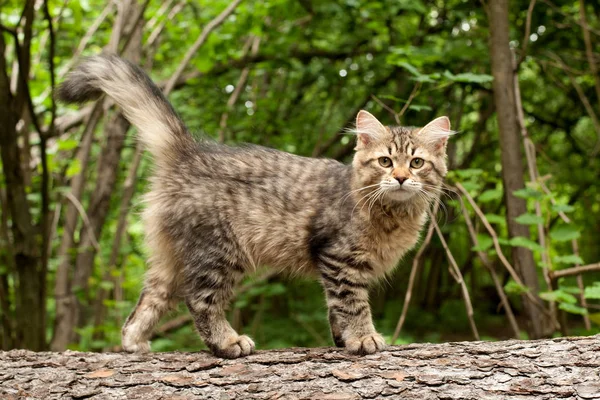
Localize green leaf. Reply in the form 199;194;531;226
485;214;506;226
549;225;581;242
509;236;545;252
553;255;584;265
99;280;114;290
513;187;543;200
396;61;422;77
66;159;82;178
504;280;529;295
539;290;577;304
471;234;493;252
57;138;79;151
455;169;484;179
584;285;600;300
559;286;582;295
552;204;575;213
478;189;502;203
559;303;588;315
443;70;494;83
497;237;511;246
515;213;544;225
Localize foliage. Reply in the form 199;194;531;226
0;0;599;352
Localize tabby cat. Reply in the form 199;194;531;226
58;55;453;359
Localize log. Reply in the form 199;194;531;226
1;336;599;399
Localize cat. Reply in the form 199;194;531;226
58;54;453;359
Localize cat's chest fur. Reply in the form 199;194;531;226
360;210;427;276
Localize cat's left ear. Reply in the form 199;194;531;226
418;116;453;153
355;110;388;150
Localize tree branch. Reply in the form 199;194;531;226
163;0;244;95
3;338;600;398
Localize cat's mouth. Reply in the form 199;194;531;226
385;185;417;201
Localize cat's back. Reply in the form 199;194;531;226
154;141;350;271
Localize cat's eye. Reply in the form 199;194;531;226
410;158;424;169
378;157;393;168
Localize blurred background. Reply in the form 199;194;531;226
0;0;599;352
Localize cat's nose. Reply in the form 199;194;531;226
396;177;408;185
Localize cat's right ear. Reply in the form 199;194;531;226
355;110;387;150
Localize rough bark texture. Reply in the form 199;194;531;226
0;6;45;351
487;0;549;339
1;337;599;399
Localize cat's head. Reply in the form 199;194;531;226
351;110;453;204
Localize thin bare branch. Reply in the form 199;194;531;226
539;181;592;330
398;82;422;118
61;1;115;78
547;52;600;155
516;0;537;68
163;0;244;95
217;36;260;142
431;217;480;340
549;263;600;280
454;182;557;326
370;95;400;125
62;192;100;251
578;0;600;106
391;205;438;344
458;196;520;338
512;51;554;303
147;0;187;46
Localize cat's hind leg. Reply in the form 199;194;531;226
121;261;179;353
184;262;254;359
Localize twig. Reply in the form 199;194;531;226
538;181;591;330
61;1;115;78
217;35;260;142
398;82;422;118
547;52;600;155
549;263;600;280
146;0;175;33
391;204;438;344
540;0;600;36
62;192;100;251
431;217;480;340
516;0;537;68
458;196;520;338
454;183;556;324
163;0;244;95
147;0;187;46
370;95;400;124
512;51;554;299
578;0;600;109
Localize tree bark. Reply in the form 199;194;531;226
487;0;549;339
1;337;600;399
0;9;45;351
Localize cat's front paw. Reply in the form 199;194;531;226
212;334;255;359
122;339;151;353
345;332;386;355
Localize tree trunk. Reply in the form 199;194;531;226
487;0;550;339
70;1;144;340
49;0;144;349
0;16;45;351
1;337;599;399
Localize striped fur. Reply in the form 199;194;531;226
58;55;451;358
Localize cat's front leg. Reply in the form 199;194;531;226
319;258;386;355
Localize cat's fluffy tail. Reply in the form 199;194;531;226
58;54;189;164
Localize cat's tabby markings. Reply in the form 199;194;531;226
58;55;453;359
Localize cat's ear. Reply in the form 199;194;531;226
418;116;453;153
355;110;387;150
